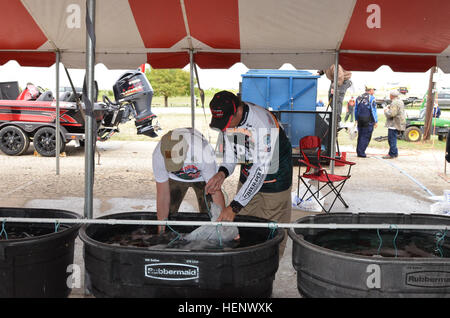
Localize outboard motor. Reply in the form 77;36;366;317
113;71;159;137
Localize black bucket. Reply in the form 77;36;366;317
289;213;450;298
0;207;81;298
79;212;284;298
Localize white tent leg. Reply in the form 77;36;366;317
84;0;96;298
189;50;195;129
330;51;339;174
55;50;60;175
84;0;96;220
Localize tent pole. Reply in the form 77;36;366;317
330;51;339;174
84;0;96;297
84;0;96;219
55;51;60;175
189;50;195;129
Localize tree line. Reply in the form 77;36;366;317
99;69;236;107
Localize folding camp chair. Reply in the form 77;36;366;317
297;136;356;213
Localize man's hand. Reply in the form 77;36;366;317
374;122;378;128
217;206;236;222
205;171;226;195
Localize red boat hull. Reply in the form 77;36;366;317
0;100;105;131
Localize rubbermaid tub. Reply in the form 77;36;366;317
80;212;284;298
289;213;450;298
0;207;81;297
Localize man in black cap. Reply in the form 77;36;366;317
355;85;378;157
206;91;293;255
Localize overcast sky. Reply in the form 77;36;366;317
0;60;448;99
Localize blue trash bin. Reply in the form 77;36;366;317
241;70;322;150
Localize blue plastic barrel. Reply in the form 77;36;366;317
241;70;320;148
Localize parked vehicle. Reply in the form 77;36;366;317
0;71;159;157
403;108;450;142
376;96;420;108
437;91;450;110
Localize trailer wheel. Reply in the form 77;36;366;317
0;126;30;156
404;126;422;142
33;127;65;157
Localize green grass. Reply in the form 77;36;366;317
111;112;219;143
110;96;447;153
151;93;237;108
99;90;229;108
339;112;446;152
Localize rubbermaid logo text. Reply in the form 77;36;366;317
406;271;450;288
145;263;199;281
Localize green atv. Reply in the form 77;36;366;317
404;109;449;142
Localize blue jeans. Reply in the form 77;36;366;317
388;129;398;157
356;123;374;157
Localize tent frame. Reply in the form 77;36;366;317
84;0;96;220
0;2;447;218
0;0;449;297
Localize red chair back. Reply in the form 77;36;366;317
299;136;322;173
300;135;321;150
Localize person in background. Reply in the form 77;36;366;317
316;99;324;107
344;96;356;122
355;86;378;158
153;128;225;232
205;90;293;256
328;88;334;107
445;129;450;162
433;103;441;118
318;64;352;127
382;90;406;159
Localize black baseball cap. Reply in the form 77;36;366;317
209;91;239;131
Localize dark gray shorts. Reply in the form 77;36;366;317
169;178;212;214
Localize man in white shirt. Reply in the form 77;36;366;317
153;128;225;231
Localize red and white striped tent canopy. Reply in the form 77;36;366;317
1;0;449;72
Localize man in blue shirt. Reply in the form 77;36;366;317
354;86;378;158
433;104;441;118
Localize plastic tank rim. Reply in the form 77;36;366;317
79;211;285;255
288;212;450;263
0;207;81;246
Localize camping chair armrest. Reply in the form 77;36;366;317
321;155;356;166
298;159;320;170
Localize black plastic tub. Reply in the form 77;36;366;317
289;213;450;298
79;212;284;298
0;207;81;297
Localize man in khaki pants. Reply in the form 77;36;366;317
205;91;293;256
382;90;406;159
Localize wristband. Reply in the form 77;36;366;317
218;166;229;178
230;200;243;214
